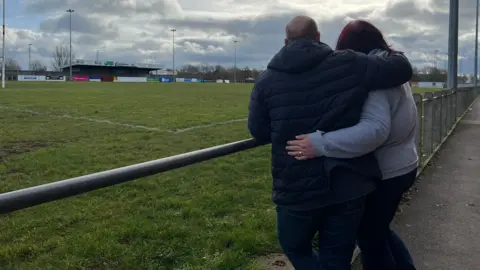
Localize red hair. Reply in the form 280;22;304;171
336;20;402;54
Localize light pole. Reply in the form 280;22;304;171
28;44;32;72
96;49;99;61
447;0;458;89
433;49;438;69
2;0;5;88
475;0;479;86
233;40;238;83
66;9;74;81
170;28;176;82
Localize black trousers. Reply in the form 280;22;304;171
276;196;366;270
357;169;418;270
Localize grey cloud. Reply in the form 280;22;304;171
13;0;480;72
178;38;225;48
158;11;297;37
154;10;373;67
133;39;165;51
76;34;105;47
384;1;449;26
39;13;119;39
24;0;183;17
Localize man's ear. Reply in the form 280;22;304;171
316;31;320;41
284;38;289;45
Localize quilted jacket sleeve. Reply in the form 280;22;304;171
359;49;413;90
248;83;271;144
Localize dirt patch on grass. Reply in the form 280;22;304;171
255;253;293;270
0;140;49;161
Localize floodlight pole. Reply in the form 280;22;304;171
475;0;479;86
28;44;32;73
67;9;74;81
171;29;176;83
447;0;458;89
234;40;238;83
2;0;5;89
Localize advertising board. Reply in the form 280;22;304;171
73;75;89;81
89;76;101;82
417;82;444;88
18;75;46;81
160;77;172;83
181;78;200;83
46;75;66;82
114;77;147;82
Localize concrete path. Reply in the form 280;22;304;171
389;98;480;270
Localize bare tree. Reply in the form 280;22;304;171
52;44;74;71
31;60;47;71
4;58;21;71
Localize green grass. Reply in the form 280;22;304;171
0;82;439;269
413;87;443;94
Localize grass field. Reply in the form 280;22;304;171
0;82;440;270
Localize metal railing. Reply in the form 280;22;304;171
0;87;478;215
415;87;478;167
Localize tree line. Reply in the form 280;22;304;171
3;57;48;72
412;66;471;84
173;64;263;81
1;45;474;84
3;44;74;72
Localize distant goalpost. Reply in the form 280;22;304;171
2;0;5;89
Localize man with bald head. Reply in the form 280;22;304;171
248;15;413;269
285;15;319;41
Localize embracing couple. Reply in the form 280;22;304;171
248;16;418;270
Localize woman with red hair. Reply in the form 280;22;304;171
286;20;418;270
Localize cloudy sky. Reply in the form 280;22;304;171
3;0;480;73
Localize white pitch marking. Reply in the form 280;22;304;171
0;106;248;134
173;118;247;133
0;106;173;133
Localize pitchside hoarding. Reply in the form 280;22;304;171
176;78;200;83
89;76;101;82
18;75;46;81
73;76;89;81
46;75;66;82
160;78;172;82
114;77;147;82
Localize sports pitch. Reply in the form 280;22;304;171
0;82;437;269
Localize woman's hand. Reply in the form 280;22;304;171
286;135;316;160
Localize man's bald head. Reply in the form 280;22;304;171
285;16;320;44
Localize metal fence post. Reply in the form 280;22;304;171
453;88;460;118
422;93;434;162
456;88;462;118
432;92;442;148
448;89;455;128
414;93;423;162
441;90;449;138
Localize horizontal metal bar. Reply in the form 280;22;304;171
0;138;263;214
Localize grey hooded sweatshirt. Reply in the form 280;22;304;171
307;81;418;180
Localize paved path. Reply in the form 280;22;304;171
388;97;480;270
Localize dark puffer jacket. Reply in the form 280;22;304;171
248;39;413;210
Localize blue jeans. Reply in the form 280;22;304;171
276;197;366;270
357;169;417;270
